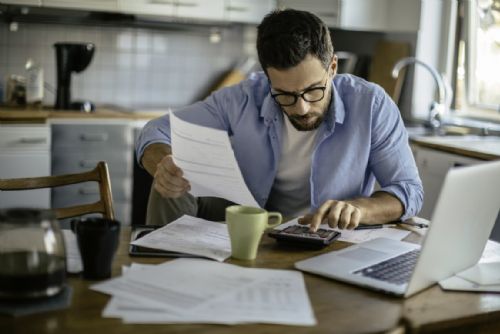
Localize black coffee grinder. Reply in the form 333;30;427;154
54;42;95;112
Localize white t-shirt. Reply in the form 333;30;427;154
266;116;318;217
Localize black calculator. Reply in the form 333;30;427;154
268;225;341;248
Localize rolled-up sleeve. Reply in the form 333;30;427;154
369;93;424;220
135;113;172;166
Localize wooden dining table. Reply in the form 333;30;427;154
2;223;500;334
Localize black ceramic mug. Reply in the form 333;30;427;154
71;217;120;280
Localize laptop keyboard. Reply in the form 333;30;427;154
353;249;420;285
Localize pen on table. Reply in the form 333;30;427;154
354;223;396;230
354;221;429;230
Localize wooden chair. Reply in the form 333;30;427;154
0;161;115;220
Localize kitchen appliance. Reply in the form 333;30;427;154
0;208;66;299
54;42;95;112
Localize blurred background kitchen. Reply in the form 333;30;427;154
1;1;499;238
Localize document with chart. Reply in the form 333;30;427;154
92;259;316;326
170;112;259;207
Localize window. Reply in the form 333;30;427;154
455;0;500;116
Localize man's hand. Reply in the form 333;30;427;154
298;200;363;231
140;143;190;198
298;192;404;232
153;154;191;198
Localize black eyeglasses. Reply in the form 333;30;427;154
270;72;329;107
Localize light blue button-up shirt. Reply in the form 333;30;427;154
136;72;423;220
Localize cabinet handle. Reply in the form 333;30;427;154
148;0;173;4
176;1;198;7
80;133;108;142
226;6;248;12
19;137;47;144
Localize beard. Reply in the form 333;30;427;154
286;111;325;131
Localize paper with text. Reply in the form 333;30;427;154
94;259;316;326
130;215;231;262
170;112;259;207
274;218;410;244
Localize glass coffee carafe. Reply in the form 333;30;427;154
0;208;67;299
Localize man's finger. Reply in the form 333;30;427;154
346;208;362;230
310;201;333;232
298;214;313;225
337;205;354;229
326;202;342;229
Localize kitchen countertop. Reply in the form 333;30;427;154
3;108;499;160
0;106;167;123
410;135;500;161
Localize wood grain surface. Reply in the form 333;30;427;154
2;223;500;334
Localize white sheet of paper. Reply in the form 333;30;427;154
480;240;500;263
274;218;410;244
456;262;500;285
98;259;316;326
92;259;262;314
62;229;82;273
130;215;231;262
439;275;500;292
170;112;259;207
122;270;316;326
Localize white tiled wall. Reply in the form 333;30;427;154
0;22;248;109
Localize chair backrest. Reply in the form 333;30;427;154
0;161;115;220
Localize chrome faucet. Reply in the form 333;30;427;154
392;57;451;134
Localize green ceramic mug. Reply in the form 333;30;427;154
225;205;282;260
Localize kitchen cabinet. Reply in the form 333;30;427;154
118;0;175;17
278;0;341;27
175;0;224;21
412;145;483;220
225;0;276;24
51;121;134;225
42;0;118;12
279;0;420;32
0;124;51;209
1;0;41;5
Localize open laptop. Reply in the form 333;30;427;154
295;160;500;298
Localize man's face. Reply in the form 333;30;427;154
267;54;337;131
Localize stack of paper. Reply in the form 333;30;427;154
131;215;232;262
91;259;317;326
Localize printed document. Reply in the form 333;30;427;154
92;259;316;326
130;215;231;262
170;111;259;207
274;218;410;244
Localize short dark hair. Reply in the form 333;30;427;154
256;9;334;72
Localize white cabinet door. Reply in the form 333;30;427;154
2;0;41;5
118;0;174;16
175;0;225;21
225;0;275;24
413;146;482;220
278;0;340;27
42;0;117;12
0;125;51;209
340;0;420;32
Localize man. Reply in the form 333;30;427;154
136;9;423;231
